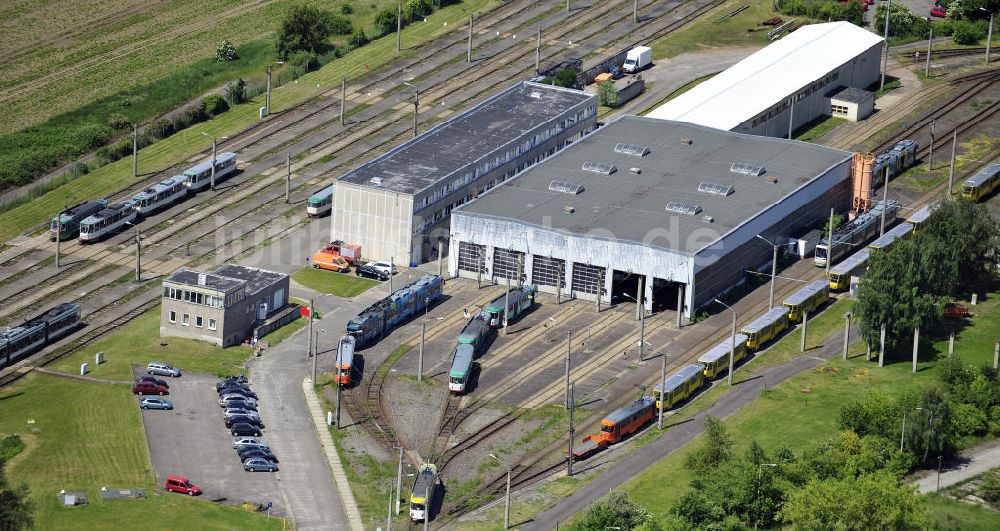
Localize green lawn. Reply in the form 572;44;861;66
292;267;378;298
49;308;255;380
0;373;283;530
619;292;1000;525
0;0;498;242
794;115;847;143
649;0;794;59
925;493;1000;530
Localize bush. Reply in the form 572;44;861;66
348;30;369;49
106;112;132;131
340;3;353;15
405;0;433;21
216;39;239;61
598;80;619;108
982;469;1000;502
328;14;353;35
950;401;987;437
952;20;986;45
287;50;320;72
373;7;400;38
225;78;248;105
147;118;174;140
201;94;229;116
552;68;579;88
276;5;338;59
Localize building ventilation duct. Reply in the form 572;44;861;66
730;162;766;176
697;182;735;196
582;161;616;175
665;201;702;216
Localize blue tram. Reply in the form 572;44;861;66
345;275;444;348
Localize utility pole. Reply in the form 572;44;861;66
467;15;473;62
634;0;639;23
635;278;642;320
596;269;604;313
389;255;394;294
285;154;291;203
913;326;920;372
925;26;933;78
787;98;795;139
423;485;430;531
658;354;666;429
412;90;419;138
210;137;217;191
986;11;994;64
266;64;273;115
340;78;346;126
418;323;425;382
503;276;511;336
800;311;808;352
928;119;935;170
396;1;402;52
676;287;683;328
948;130;957;197
437;238;444;279
395;447;404;514
567;0;571;11
638;293;645;361
386;478;393;531
842;312;851;360
879;323;887;368
825;208;834;279
567;382;575;476
880;175;889;236
54;206;66;270
335;372;342;428
312;330;318;384
716;299;737;386
880;0;892;91
134;229;141;282
477;254;483;289
308;299;314;360
768;243;777;309
535;27;541;74
564;331;572;409
132;124;138;178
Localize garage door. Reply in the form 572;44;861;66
571;263;605;295
532;255;565;288
492;248;523;282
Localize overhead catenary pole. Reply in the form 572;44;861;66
635;277;642;320
913;326;920;372
880;173;889;236
210;137;217;191
925;26;933;78
412;90;419;138
769;243;777;309
312;330;318;383
437;238;444;279
928;119;935;170
308;299;314;360
879;323;887;367
676;286;683;328
787;97;795;139
504;276;511;336
634;0;639;23
800;310;808;352
335;369;342;428
825;208;834;279
266;64;272;115
340;77;346;126
132;124;138;178
418;323;425;382
396;1;402;52
134;229;141;282
386;478;394;531
638;293;645;361
285;154;291;203
395;447;404;514
467;15;473;62
564;331;572;408
535;27;541;74
567;382;575;476
842;312;851;360
423;485;430;531
948;129;957;197
389;255;394;294
880;0;892;91
986;11;994;64
54;206;66;270
658;353;666;429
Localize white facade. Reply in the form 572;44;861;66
646;22;883;137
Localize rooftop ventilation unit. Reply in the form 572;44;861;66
697;182;735;196
548;180;584;195
370;176;383;185
614;142;650;157
730;162;765;176
530;91;542;99
665;201;702;216
629;167;641;174
563;205;575;214
582;161;616;175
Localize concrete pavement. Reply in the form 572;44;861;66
914;440;1000;494
522;325;861;530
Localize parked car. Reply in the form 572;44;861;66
243;457;278;472
369;260;397;276
224;415;264;429
237;446;278;463
355;264;389;281
230;422;263;437
233;436;268;449
139;397;173;410
165;475;202;495
219;396;257;411
216;375;248;390
132;381;169;395
839;0;868;10
224;408;261;420
217;385;257;399
931;6;946;17
147;362;181;377
136;375;169;388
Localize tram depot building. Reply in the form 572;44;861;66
330;81;598;266
448;116;853;318
160;264;289;347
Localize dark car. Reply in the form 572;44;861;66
136;375;169;388
217;385;256;399
225;415;264;429
231;422;263;437
355;264;389;281
216;375;248;390
243;457;277;472
219;397;258;411
132;381;169;395
237;447;278;463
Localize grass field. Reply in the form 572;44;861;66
619;292;1000;525
0;0;497;243
794;115;847;143
649;0;790;59
0;373;283;530
48;308;257;380
925;493;1000;530
892;134;1000;195
292;267;379;298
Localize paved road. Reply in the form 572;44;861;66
914;439;1000;494
522;325;859;530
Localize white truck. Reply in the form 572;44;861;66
622;46;652;73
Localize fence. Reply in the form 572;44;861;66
254;303;301;340
615;77;646;106
577;48;632;87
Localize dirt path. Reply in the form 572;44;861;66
912;438;1000;494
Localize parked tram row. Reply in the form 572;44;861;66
49;152;237;243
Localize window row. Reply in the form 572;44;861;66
168;310;217;330
749;71;841;128
164;287;228;308
831;104;849;116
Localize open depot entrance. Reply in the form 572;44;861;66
610;271;685;314
652;278;683;313
610;270;641;306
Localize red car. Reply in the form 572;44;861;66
165;475;201;496
931;6;947;17
132;381;168;395
840;1;869;10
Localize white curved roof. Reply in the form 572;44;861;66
646;22;884;131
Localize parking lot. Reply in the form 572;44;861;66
137;370;285;515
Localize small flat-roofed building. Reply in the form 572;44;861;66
448;116;853;318
160;264;289;347
646;22;883;137
330;81;597;266
829;87;874;122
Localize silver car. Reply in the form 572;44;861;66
147;362;181;377
139;397;173;410
232;436;268;449
224;408;261;421
244;457;277;472
219;394;257;408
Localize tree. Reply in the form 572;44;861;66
572;491;654;531
372;7;399;38
780;472;925;530
0;459;32;530
921;200;1000;292
598;80;619;108
276;5;337;60
225;78;247;105
216;39;238;61
837;389;899;438
405;0;433;21
552;68;579;88
684;416;733;475
905;387;952;464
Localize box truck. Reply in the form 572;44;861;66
622;46;652;73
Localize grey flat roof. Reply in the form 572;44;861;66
166;265;286;295
338;82;595;195
829;86;873;104
456;116;851;254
